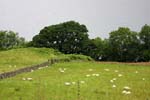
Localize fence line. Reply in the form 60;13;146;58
0;58;68;80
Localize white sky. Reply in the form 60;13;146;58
0;0;150;41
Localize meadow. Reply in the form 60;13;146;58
0;48;150;100
0;62;150;100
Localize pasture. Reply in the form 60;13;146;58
0;61;150;100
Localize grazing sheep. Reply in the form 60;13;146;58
86;74;91;77
113;78;117;81
59;68;65;73
115;70;118;73
118;74;123;77
110;80;114;83
27;77;33;81
122;90;127;94
104;69;109;71
122;86;131;95
60;70;65;73
65;82;71;86
88;69;93;71
122;90;131;95
72;82;76;85
135;71;139;73
92;73;99;77
92;74;96;76
95;74;99;77
112;84;116;88
80;81;85;84
125;91;131;94
123;86;131;90
142;78;145;80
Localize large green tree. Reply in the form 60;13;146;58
108;27;140;62
83;37;104;60
32;21;89;54
139;24;150;61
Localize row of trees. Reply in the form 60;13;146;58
0;21;150;62
100;26;150;62
30;21;150;62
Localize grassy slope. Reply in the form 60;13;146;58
0;47;60;73
0;47;92;73
0;62;150;100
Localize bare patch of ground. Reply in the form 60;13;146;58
96;61;150;66
124;62;150;66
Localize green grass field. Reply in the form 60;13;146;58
0;48;150;100
0;62;150;100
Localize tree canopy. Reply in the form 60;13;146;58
108;27;140;62
139;24;150;61
32;21;89;54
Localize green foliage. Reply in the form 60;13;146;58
139;24;150;61
99;39;110;61
32;21;89;54
108;27;140;62
0;30;26;50
139;24;150;49
82;37;104;60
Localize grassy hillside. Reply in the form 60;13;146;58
0;48;92;73
0;48;58;73
0;48;150;100
0;62;150;100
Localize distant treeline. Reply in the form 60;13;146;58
0;21;150;62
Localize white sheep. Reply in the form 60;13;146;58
27;77;33;81
65;82;71;86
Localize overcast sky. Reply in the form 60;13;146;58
0;0;150;41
